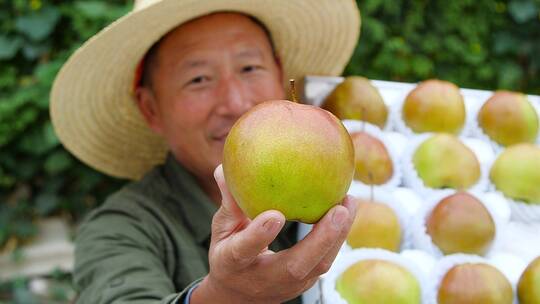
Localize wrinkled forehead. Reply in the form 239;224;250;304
163;12;275;54
135;12;276;89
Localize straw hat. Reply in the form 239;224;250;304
50;0;361;180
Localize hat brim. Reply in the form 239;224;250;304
50;0;361;179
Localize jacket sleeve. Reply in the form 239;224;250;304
73;206;202;304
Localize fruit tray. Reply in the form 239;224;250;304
301;75;540;109
299;75;540;304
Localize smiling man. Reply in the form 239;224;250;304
135;13;287;205
50;1;360;303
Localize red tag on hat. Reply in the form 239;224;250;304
133;58;145;93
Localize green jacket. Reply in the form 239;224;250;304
74;154;302;303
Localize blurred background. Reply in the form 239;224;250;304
0;0;539;302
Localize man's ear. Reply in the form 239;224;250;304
135;87;164;135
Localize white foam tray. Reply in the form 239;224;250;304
300;75;540;304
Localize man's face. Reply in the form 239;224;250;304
137;13;285;182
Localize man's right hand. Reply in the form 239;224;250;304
191;165;357;304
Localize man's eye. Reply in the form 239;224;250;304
189;76;209;85
242;65;259;73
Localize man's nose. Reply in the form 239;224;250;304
215;75;252;117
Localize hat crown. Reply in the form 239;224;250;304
134;0;160;10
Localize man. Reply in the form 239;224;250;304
50;1;360;303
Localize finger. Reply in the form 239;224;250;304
211;164;249;240
214;164;245;218
343;194;358;213
224;209;285;268
281;276;320;302
282;203;351;281
307;196;357;277
300;276;320;295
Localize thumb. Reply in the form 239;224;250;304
214;164;245;218
225;210;285;268
211;164;250;240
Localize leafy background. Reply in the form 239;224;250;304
0;0;539;302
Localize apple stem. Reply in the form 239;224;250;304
290;79;298;103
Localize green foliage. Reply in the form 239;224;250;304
0;270;73;303
0;0;130;254
347;0;540;94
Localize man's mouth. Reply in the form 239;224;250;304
212;132;229;142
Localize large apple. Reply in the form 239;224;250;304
350;131;394;185
518;256;540;304
223;100;355;223
413;134;480;190
438;263;513;304
478;91;538;146
336;259;422;304
426;192;495;255
490;143;540;204
322;76;388;128
346;198;402;251
403;79;465;134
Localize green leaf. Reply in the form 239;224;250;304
43;176;66;194
477;65;495;81
363;17;386;43
0;35;23;59
0;66;17;89
0;102;40;147
44;150;73;174
15;160;40;180
50;284;70;301
44;121;60;148
75;169;103;193
508;0;538;23
0;229;6;248
18;121;60;156
14;285;39;304
12;220;37;239
362;0;385;14
11;277;28;290
22;41;51;60
15;6;61;41
494;32;521;55
498;62;523;89
35;193;59;216
411;56;433;78
35;59;63;86
74;1;110;18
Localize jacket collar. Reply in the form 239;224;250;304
163;154;217;245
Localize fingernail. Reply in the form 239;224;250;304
213;164;222;180
332;208;346;230
263;218;281;233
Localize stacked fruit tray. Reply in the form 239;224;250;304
299;76;540;304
